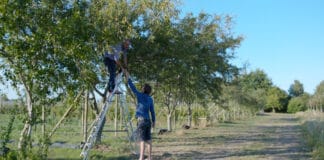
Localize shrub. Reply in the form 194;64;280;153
287;94;309;113
298;112;324;159
0;114;15;157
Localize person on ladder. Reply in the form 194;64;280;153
103;40;131;94
125;70;156;160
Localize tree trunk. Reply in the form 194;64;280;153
96;116;105;143
18;90;33;149
167;113;172;131
119;95;123;130
42;105;45;138
83;91;89;142
187;106;192;127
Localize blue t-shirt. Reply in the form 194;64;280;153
128;79;155;123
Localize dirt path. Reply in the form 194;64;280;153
152;113;311;160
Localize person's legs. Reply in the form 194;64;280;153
142;120;152;160
146;140;152;160
139;141;145;160
138;119;152;160
107;58;116;92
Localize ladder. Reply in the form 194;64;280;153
117;90;138;155
80;72;124;159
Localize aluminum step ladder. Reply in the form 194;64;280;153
80;72;124;159
117;90;138;155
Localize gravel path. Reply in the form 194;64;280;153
152;113;311;160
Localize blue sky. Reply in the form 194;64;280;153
181;0;324;94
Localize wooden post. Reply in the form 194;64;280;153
83;91;89;142
82;93;85;141
119;95;123;130
42;105;45;138
48;91;82;138
115;95;118;136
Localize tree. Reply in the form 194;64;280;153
89;0;182;137
288;80;304;97
265;86;288;112
308;80;324;111
237;69;273;111
0;1;99;153
130;12;243;131
287;93;310;113
239;69;272;91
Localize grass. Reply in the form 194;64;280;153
296;111;324;160
0;112;137;159
1;112;313;159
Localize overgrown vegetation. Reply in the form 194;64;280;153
297;111;324;159
0;114;14;157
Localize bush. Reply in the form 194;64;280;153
0;115;15;156
287;95;309;113
297;112;324;159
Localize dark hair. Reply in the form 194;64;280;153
143;83;152;95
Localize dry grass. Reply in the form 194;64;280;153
296;111;324;159
1;113;312;159
151;113;311;160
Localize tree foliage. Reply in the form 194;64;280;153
0;0;244;145
287;93;310;113
236;69;272;111
239;69;272;91
129;12;242;130
308;80;324;111
288;80;304;97
265;86;288;112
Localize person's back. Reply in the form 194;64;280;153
128;79;155;121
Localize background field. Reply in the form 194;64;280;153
2;112;319;160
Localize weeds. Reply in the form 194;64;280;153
298;111;324;159
0;114;15;157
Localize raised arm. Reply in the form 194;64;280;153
128;78;140;96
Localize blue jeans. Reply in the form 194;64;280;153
104;57;116;92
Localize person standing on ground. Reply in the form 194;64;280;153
103;40;130;93
125;71;155;160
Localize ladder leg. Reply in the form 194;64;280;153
80;72;124;159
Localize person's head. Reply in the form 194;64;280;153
142;83;152;95
122;39;131;51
